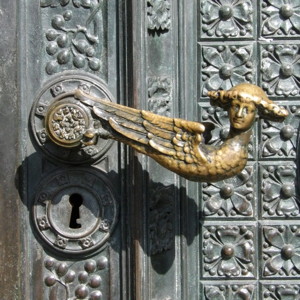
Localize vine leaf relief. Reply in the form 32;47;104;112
44;256;108;300
261;44;300;97
203;226;255;277
41;0;104;75
147;0;171;31
200;0;253;38
263;226;300;277
201;45;253;96
262;0;300;36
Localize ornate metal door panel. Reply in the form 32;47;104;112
1;0;300;299
198;1;300;298
130;0;300;299
0;1;130;299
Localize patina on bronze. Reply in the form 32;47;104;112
45;83;288;182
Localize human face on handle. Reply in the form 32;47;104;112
229;99;256;131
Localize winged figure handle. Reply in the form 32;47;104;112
60;83;287;182
41;83;288;182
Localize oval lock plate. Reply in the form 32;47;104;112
30;72;114;164
33;168;118;255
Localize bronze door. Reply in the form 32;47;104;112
1;1;300;299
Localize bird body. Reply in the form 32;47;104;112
146;130;250;182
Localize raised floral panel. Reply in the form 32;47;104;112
262;284;300;299
202;166;255;218
260;164;299;218
199;0;254;39
260;104;300;158
204;284;256;300
43;256;109;299
261;0;300;37
41;0;106;76
202;225;255;278
200;44;254;96
199;0;300;297
262;225;300;277
260;44;300;97
199;104;256;159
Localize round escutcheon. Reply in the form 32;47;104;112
30;71;115;164
33;168;118;256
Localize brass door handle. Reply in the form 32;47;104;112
32;82;288;182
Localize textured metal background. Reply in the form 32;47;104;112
1;0;300;299
198;1;300;299
132;0;300;299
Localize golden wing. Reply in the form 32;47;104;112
75;90;209;171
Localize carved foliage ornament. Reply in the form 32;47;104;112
261;44;300;97
263;226;300;277
200;0;253;38
41;0;105;75
262;0;300;36
41;0;97;7
147;0;171;31
203;166;254;217
148;76;172;117
203;226;255;277
263;284;300;299
204;284;255;300
261;105;300;158
261;165;299;217
201;45;253;96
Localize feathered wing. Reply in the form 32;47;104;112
75;90;208;168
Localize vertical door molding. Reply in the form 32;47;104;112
130;1;200;299
0;1;23;299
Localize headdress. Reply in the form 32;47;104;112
207;83;288;121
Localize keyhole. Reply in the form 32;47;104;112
69;193;83;229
